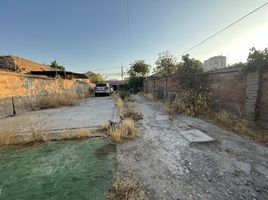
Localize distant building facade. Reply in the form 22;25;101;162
203;56;226;71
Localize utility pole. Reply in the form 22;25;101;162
121;65;124;81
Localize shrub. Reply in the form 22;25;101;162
170;88;215;117
118;91;130;101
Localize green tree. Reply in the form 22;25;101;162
245;47;268;72
127;60;150;93
176;54;203;89
50;60;65;71
154;51;178;76
128;60;150;77
87;72;104;83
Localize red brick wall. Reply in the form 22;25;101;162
144;68;268;127
203;70;247;115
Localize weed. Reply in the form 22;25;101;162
145;93;158;101
59;128;92;140
167;88;215;117
116;97;125;117
122;118;140;138
118;91;130;101
101;121;111;132
36;91;81;110
110;118;140;143
110;126;123;143
213;111;268;147
108;176;146;200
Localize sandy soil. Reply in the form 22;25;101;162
116;95;268;200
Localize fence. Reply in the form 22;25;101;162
144;68;268;128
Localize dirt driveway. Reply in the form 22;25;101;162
117;95;268;200
0;96;120;133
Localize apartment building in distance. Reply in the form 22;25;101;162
203;55;226;71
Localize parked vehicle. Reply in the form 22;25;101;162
94;83;113;96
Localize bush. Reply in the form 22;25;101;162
118;83;130;91
169;88;215;117
128;77;145;93
118;91;130;101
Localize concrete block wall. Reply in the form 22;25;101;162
144;68;268;128
258;71;268;128
0;71;92;118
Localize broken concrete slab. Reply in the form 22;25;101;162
180;129;215;144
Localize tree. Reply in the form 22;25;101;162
154;51;178;76
128;60;150;77
50;60;65;71
176;54;203;89
86;72;104;83
127;60;150;93
245;47;268;72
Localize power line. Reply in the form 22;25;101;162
178;2;268;57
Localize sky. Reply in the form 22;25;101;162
0;0;268;79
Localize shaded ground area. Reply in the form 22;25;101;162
117;95;268;200
0;138;116;200
0;96;120;133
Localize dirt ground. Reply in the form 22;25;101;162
116;95;268;200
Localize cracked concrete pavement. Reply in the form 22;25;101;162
116;95;268;200
0;96;120;133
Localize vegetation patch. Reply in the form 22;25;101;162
110;118;140;144
108;176;146;200
213;111;268;147
166;88;215;117
35;91;83;110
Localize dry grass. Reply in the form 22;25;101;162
59;128;92;140
117;97;126;117
0;114;94;147
123;105;143;121
213;111;268;147
110;126;123;143
110;118;140;143
0;117;26;147
36;91;82;110
144;93;158;101
101;121;111;132
108;176;146;200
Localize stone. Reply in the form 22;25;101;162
180;129;215;144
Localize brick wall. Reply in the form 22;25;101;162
144;68;268;128
203;69;247;115
0;71;93;118
258;71;268;128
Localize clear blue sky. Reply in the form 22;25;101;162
0;0;267;79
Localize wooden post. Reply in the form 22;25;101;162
12;97;16;116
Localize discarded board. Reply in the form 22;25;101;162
180;129;215;144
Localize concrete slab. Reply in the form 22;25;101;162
156;115;169;121
0;96;120;133
180;129;215;143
